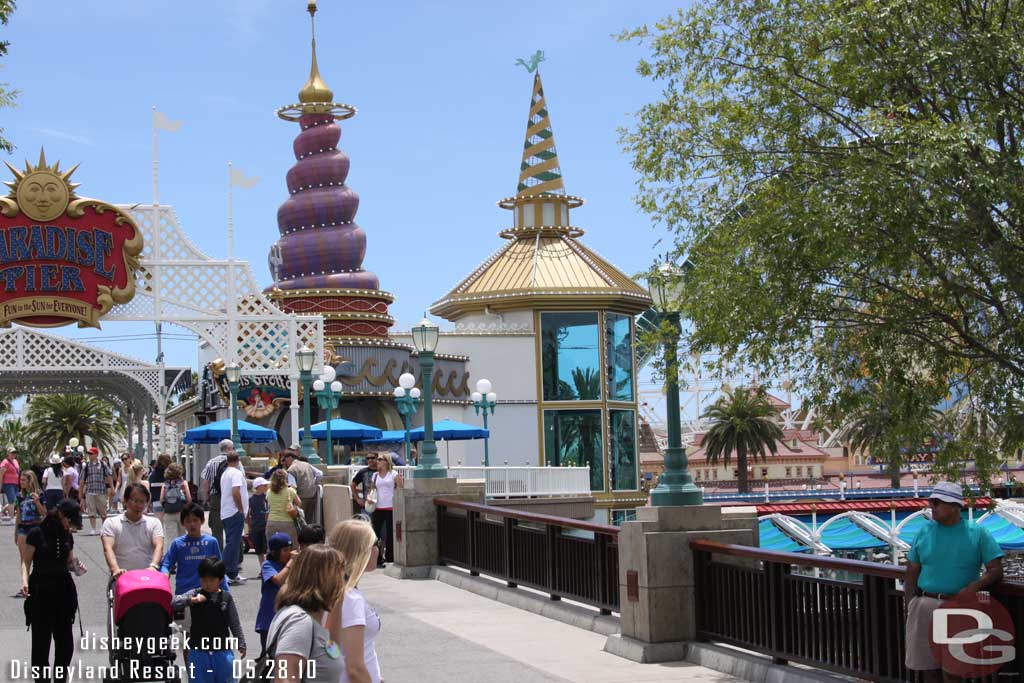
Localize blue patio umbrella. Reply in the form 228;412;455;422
363;430;414;445
409;419;489;441
184;418;277;445
299;418;383;443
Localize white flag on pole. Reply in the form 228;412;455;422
229;166;260;189
153;109;183;132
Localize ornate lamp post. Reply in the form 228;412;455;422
313;364;342;466
648;263;703;506
295;346;317;461
224;362;246;458
393;372;421;465
411;317;445;478
470;378;498;467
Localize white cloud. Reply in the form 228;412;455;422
29;127;95;146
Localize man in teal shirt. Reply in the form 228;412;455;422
904;481;1004;679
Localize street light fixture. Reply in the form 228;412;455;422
394;372;421;465
411;316;445;478
225;361;246;458
313;364;342;465
647;262;703;506
295;345;317;461
470;378;497;467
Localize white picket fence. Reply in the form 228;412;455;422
336;465;591;498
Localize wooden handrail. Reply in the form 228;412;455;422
690;539;906;579
690;539;1024;595
434;496;619;537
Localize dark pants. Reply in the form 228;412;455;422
3;482;18;505
301;496;317;526
207;493;223;551
222;512;244;579
371;508;394;564
42;489;64;510
29;574;76;683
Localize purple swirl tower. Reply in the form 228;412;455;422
266;2;393;340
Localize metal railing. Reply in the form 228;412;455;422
434;497;619;614
335;465;592;498
690;539;1024;682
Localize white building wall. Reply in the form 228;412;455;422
394;315;541;467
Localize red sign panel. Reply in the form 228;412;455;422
0;152;143;328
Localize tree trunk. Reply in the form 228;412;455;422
737;450;749;494
888;457;901;489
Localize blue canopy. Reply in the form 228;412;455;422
980;514;1024;551
897;514;931;545
363;430;413;445
409;419;489;441
819;518;887;550
299;418;383;442
759;519;809;553
183;419;277;445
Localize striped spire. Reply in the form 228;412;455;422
517;71;565;196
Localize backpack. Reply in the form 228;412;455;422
163;480;185;513
209;458;229;497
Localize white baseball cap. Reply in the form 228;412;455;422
929;481;965;505
253;477;270;488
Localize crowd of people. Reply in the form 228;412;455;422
7;437;402;683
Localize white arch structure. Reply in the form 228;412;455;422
2;205;324;451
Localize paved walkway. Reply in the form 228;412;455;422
0;522;740;682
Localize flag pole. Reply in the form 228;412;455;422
152;106;165;459
227;162;235;260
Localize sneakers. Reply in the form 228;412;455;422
227;576;247;586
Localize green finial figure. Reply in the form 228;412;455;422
515;49;545;74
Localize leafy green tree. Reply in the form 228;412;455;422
0;418;27;458
25;394;126;457
623;0;1024;477
699;387;783;493
0;1;17;154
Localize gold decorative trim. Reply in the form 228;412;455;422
497;193;584;210
269;287;395;303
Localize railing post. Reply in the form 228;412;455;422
596;532;610;615
863;574;889;679
504;517;517;588
765;559;790;664
436;502;446;565
467;509;479;576
546;523;561;601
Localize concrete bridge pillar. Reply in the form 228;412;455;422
393;477;461;578
604;505;759;663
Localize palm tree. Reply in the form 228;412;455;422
845;388;942;489
700;387;783;494
0;418;28;458
25;394;126;457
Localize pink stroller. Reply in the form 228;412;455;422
105;569;179;682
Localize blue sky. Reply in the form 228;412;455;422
2;0;684;389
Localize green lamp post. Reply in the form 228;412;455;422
393;372;421;465
648;263;703;506
470;378;497;467
295;345;318;462
412;316;445;478
224;362;247;458
313;365;343;465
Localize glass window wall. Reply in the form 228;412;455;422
541;312;601;401
604;313;634;401
609;409;638;490
543;409;603;491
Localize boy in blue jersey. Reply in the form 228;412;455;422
160;502;228;595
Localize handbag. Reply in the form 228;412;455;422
364;487;378;514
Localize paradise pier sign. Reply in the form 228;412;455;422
0;150;143;327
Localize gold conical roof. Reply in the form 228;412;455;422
298;1;334;104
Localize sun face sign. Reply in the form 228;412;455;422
16;169;70;223
0;149;144;328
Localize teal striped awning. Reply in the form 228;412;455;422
819;518;887;550
759;518;810;553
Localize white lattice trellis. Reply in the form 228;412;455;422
104;205;324;375
0;326;186;412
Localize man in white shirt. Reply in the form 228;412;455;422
219;453;249;585
199;438;234;551
101;483;164;575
